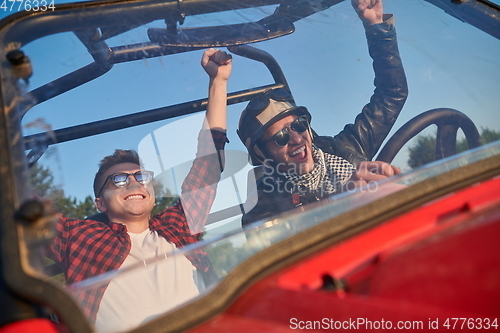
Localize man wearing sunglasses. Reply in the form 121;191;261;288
237;0;407;226
46;49;232;330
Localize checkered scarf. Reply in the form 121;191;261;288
284;146;355;195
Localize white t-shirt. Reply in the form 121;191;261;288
95;229;203;333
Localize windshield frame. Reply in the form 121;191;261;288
0;0;499;332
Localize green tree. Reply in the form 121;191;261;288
29;163;56;197
77;196;102;218
205;241;251;277
408;127;500;169
52;194;100;219
408;135;436;169
30;163;97;218
151;182;179;215
480;128;500;144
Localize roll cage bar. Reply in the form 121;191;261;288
22;44;291;166
14;0;347;166
0;0;497;166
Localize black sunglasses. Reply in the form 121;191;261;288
97;170;154;198
260;115;309;147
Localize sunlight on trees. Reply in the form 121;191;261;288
408;128;500;169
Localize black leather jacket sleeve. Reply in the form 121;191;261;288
316;14;408;167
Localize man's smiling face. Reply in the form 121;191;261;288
261;115;315;175
95;162;155;222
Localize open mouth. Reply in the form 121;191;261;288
289;145;306;159
125;194;146;200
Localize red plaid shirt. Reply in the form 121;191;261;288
46;130;228;323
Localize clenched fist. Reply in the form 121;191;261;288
351;0;383;25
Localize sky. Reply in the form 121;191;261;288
1;0;499;235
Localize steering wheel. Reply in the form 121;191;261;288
376;108;481;164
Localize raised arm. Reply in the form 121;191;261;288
158;49;232;240
201;48;232;132
319;0;408;166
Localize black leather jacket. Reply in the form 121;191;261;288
242;15;408;226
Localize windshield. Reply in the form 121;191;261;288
1;0;499;332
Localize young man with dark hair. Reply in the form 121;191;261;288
93;149;143;199
45;49;232;332
237;0;408;225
